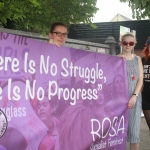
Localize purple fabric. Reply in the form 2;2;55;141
0;32;129;150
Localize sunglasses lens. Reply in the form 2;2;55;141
129;42;134;46
123;41;128;46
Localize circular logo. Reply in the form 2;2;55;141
0;109;7;138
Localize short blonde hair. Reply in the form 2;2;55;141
121;32;137;43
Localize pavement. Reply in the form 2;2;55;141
126;117;150;150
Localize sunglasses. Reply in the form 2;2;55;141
122;41;135;46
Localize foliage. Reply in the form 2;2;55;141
0;0;98;34
120;0;150;20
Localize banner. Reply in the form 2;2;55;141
0;32;129;150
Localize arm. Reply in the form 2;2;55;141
133;56;143;94
128;56;143;109
141;57;144;91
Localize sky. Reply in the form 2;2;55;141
93;0;134;22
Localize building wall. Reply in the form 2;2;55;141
69;20;150;50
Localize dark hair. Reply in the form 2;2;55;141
112;75;125;99
43;93;57;108
30;94;56;113
50;22;68;33
142;36;150;62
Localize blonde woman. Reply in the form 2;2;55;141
119;33;143;150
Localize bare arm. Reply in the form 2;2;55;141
128;56;143;108
133;56;143;94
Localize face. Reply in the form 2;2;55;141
121;36;135;53
49;25;67;46
114;76;124;93
37;97;53;124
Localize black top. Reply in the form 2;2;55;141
142;56;150;103
142;56;150;83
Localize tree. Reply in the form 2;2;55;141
120;0;150;20
0;0;98;34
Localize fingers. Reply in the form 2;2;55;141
118;56;126;60
128;100;135;109
48;39;52;43
49;39;59;47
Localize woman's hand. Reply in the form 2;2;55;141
117;54;126;60
128;95;137;109
48;39;60;47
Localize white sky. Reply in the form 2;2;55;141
93;0;134;22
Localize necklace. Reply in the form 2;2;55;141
126;54;136;81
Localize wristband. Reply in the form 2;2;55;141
133;93;138;97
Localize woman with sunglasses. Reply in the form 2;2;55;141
118;33;143;150
48;22;68;47
141;37;150;137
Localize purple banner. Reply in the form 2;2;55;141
0;32;129;150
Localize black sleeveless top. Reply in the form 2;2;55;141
142;56;150;109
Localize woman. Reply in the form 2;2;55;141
118;33;143;150
112;75;125;100
37;95;59;150
141;37;150;136
48;22;68;47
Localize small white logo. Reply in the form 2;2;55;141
0;109;7;138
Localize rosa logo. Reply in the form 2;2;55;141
0;109;7;138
